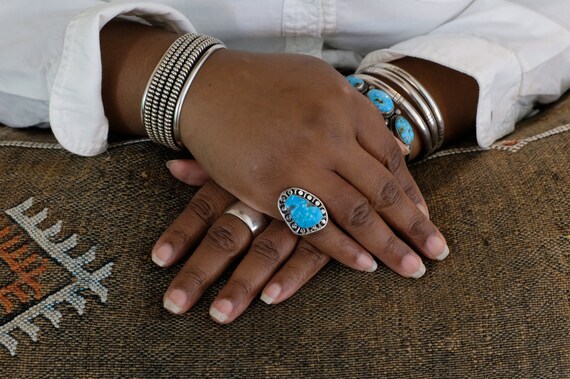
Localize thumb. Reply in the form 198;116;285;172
166;159;211;186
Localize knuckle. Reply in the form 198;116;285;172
375;177;401;208
402;183;421;205
408;216;430;239
296;243;328;270
178;266;208;289
346;198;375;230
205;223;246;255
384;143;403;173
166;227;193;247
189;195;218;224
228;277;256;297
383;233;400;254
250;237;282;266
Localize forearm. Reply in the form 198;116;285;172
99;21;479;160
100;20;179;136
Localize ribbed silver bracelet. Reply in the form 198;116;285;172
151;35;203;147
141;34;198;145
141;33;225;150
157;35;212;148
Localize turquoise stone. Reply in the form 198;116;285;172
346;75;364;88
394;116;414;145
367;89;394;115
285;195;323;229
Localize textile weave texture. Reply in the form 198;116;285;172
0;94;569;378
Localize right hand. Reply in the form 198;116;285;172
154;160;331;323
179;49;449;277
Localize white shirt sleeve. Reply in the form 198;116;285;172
0;1;193;156
358;0;570;148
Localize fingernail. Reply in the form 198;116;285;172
426;235;449;261
417;203;430;218
357;254;377;272
152;243;173;267
163;289;187;314
261;283;282;305
166;160;174;169
435;244;450;261
209;299;233;323
402;254;426;279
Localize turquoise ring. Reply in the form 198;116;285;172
277;188;328;236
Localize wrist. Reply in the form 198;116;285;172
391;57;479;146
101;20;179;136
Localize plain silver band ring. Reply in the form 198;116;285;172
224;202;269;238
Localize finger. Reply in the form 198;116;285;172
336;148;449;261
260;239;330;305
394;136;411;156
208;220;298;323
301;219;378;273
163;213;253;315
355;103;429;216
166;159;210;186
152;181;235;267
304;171;427;278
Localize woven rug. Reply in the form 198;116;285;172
0;94;569;378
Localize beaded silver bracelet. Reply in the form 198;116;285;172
141;33;225;150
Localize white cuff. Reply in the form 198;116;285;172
358;34;522;148
49;2;194;156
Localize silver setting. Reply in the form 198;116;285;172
376;63;445;149
277;188;328;236
357;73;432;157
360;64;445;152
224;202;269;238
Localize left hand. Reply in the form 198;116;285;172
152;159;332;323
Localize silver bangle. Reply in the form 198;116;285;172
173;44;225;148
141;34;196;144
163;36;221;149
358;74;434;157
143;34;199;147
141;33;225;150
155;35;211;148
372;63;445;150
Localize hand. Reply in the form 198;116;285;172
152;160;331;323
100;22;448;279
178;49;448;277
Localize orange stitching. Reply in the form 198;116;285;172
0;227;48;314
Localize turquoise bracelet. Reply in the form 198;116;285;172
346;75;416;152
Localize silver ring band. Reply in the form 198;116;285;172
224;202;269;238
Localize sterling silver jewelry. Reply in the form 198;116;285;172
369;68;438;149
277;188;328;236
173;44;225;147
224;202;269;238
141;33;225;151
357;74;434;156
368;63;445;150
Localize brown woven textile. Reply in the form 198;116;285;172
0;95;569;378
